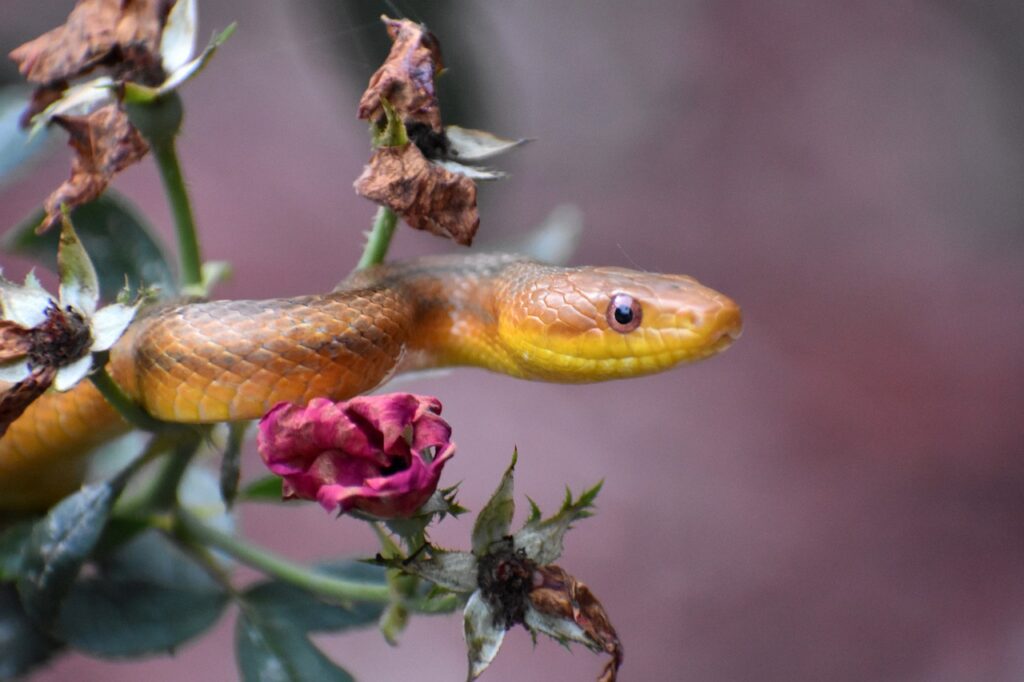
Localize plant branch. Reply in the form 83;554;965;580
152;138;203;290
89;355;165;432
148;434;202;510
357;206;399;270
175;509;393;603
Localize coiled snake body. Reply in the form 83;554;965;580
0;254;742;509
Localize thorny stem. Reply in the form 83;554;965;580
152;139;203;290
175;509;393;603
357;206;399;270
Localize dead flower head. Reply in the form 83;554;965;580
395;452;622;682
8;0;232;232
354;16;526;248
0;214;139;437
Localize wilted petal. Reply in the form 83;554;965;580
159;0;198;74
29;76;115;136
0;321;32;363
445;126;528;162
57;213;100;315
41;104;148;233
354;143;479;246
257;393;456;518
9;0;168;88
526;565;623;682
357;16;444;133
89;302;138;351
53;354;92;391
0;365;55;438
464;590;506;681
434;160;506;181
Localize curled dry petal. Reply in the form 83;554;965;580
527;565;623;682
0;365;56;439
0;321;34;362
9;0;172;90
41;104;148;233
354;143;479;246
257;393;456;518
357;16;443;134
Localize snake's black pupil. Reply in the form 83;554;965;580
614;305;634;325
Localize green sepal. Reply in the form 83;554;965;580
471;449;517;556
511;480;603;566
371;97;409;148
125;92;184;147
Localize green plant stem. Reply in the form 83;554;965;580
357;206;399;270
175;509;393;603
148;435;201;510
89;357;165;432
152;138;202;289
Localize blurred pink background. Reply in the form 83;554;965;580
3;1;1024;680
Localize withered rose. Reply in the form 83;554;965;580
257;394;455;518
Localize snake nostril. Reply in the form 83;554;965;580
716;305;743;341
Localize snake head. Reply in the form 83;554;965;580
496;264;742;382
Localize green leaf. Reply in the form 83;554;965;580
55;531;228;657
238;475;284;502
241;582;380;633
4;193;175;301
220;422;249;508
236;609;355;682
16;481;119;626
0;585;62;679
0;520;34;581
471;449;517;556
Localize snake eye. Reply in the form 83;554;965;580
606;294;642;333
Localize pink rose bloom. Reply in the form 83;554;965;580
257;393;455;518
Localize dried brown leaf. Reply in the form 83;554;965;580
354;144;479;246
9;0;172;89
39;103;149;233
0;365;55;439
357;16;444;134
529;565;623;682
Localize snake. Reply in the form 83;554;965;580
0;253;742;510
